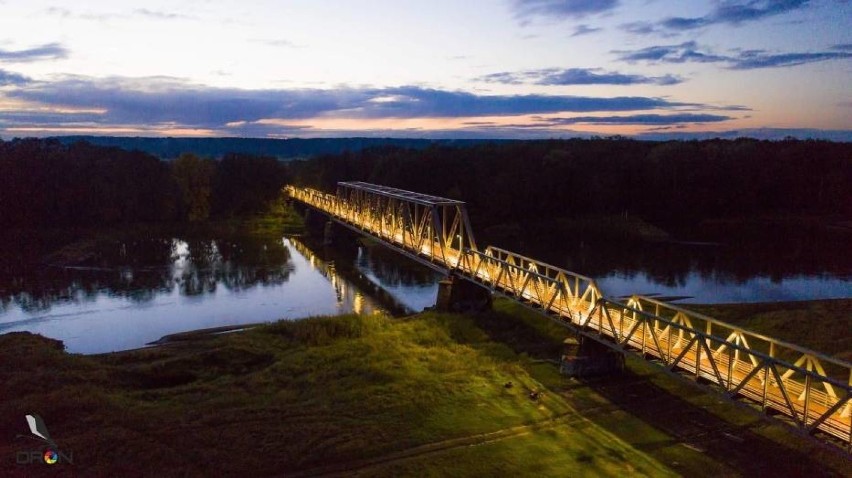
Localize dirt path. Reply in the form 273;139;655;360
289;412;585;477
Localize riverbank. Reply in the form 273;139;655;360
1;299;849;476
0;196;305;269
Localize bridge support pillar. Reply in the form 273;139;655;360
435;274;492;312
560;336;624;378
323;221;334;246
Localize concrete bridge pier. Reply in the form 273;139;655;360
323;221;334;246
560;336;624;378
435;274;492;312
299;207;335;245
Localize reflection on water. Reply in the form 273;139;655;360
352;242;443;312
290;236;441;314
517;235;852;303
288;237;389;316
598;271;852;303
1;225;850;353
0;235;402;354
0;236;297;315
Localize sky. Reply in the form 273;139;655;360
0;0;850;140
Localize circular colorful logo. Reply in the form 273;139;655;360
43;449;58;465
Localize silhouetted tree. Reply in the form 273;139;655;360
172;153;215;222
212;153;288;217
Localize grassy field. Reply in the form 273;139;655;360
0;311;672;477
2;297;850;476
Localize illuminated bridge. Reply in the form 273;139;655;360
286;181;852;449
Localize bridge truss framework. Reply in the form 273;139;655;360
287;182;852;450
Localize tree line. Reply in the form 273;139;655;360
290;138;852;234
4;137;850;236
0;138;288;228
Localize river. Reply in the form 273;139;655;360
0;227;849;353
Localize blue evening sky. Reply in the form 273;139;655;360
0;0;849;139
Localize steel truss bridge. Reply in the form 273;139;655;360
287;181;852;449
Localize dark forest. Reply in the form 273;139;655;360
2;137;850;239
291;138;852;231
0;138;288;228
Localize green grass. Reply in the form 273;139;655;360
0;312;673;476
1;300;849;476
240;197;305;236
359;421;674;478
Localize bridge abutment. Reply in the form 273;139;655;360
560;336;624;378
298;206;336;246
323;220;334;246
435;274;492;313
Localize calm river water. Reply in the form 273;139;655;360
1;228;849;353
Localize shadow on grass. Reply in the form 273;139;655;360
578;364;846;477
470;302;849;478
468;309;563;360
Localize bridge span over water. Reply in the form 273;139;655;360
287;181;851;450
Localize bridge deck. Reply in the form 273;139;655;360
287;184;852;449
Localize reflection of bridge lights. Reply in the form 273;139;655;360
171;239;190;265
353;292;363;315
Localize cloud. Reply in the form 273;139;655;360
645;125;688;131
134;9;196;20
477;67;683;85
475;72;524;84
44;7;124;21
614;41;852;69
0;43;69;63
619;21;665;36
45;6;74;18
534;113;733;125
44;7;195;22
614;41;729;63
251;39;303;48
0;69;31;86
0;74;738;138
571;24;602;36
661;17;710;30
511;0;619;22
661;0;811;31
730;50;852;69
6;75;704;129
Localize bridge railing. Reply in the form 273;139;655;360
287;186;340;216
458;246;602;318
287;184;474;269
621;295;852;442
